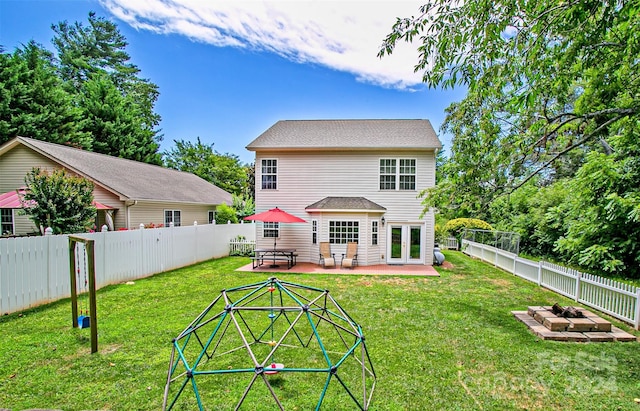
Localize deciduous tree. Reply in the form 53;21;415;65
20;168;96;235
164;138;249;196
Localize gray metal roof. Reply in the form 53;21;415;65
12;137;233;205
246;119;441;151
306;197;386;212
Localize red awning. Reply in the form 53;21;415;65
92;200;114;210
0;189;26;208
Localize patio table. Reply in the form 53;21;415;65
252;248;297;269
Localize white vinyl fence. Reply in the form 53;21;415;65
229;239;256;256
462;239;640;330
0;223;255;314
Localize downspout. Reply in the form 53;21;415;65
126;200;138;229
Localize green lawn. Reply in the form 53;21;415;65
1;252;639;410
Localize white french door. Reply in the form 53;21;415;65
387;224;424;264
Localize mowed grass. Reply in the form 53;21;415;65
1;252;639;410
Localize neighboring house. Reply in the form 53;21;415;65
0;137;232;235
246;119;442;266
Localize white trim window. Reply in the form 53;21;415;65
263;222;279;238
1;209;14;235
329;220;359;244
371;220;378;246
261;159;278;190
312;220;318;244
379;159;396;190
379;158;417;190
208;210;216;224
164;210;182;227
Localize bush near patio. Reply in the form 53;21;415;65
0;252;638;410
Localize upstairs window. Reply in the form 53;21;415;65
380;158;416;190
379;159;396;190
261;159;277;190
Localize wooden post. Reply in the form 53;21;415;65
86;239;98;354
69;235;98;354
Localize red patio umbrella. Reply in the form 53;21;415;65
244;207;306;249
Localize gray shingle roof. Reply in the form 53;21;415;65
305;197;386;212
246;119;441;151
13;137;232;205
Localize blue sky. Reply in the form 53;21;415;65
1;0;464;164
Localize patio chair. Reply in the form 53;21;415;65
341;242;358;269
319;242;335;268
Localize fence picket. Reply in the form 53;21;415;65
462;239;639;330
0;223;255;314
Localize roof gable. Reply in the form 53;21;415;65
246;119;441;151
2;137;232;205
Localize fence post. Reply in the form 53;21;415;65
193;221;198;264
574;272;581;302
537;261;542;286
635;288;640;330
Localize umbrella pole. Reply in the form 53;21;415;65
271;239;278;268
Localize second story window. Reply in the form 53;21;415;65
261;159;277;190
380;158;416;190
379;159;396;190
399;159;416;190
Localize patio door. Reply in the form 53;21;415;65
387;224;424;264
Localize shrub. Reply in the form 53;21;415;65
443;218;493;241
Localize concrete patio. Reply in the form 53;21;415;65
236;261;440;276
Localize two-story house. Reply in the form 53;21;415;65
246;119;441;267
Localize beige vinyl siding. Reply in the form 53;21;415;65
254;150;437;265
0;145;59;193
126;202;215;230
1;146;60;235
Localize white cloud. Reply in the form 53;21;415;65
100;0;427;89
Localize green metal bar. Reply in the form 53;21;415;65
315;373;333;411
192;310;229;369
306;310;332;367
191;373;205;411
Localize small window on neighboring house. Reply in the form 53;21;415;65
165;210;181;227
1;209;14;235
371;220;378;246
312;220;318;244
261;159;277;190
263;222;279;238
208;210;215;224
329;221;359;244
